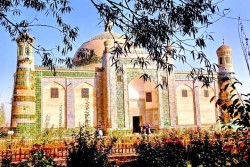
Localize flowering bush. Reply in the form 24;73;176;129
121;129;250;167
1;128;249;166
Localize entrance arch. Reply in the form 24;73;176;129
128;76;159;132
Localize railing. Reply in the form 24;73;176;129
110;143;135;154
0;143;137;166
109;143;137;164
0;146;68;166
0;138;71;150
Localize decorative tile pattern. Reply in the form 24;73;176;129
116;81;124;128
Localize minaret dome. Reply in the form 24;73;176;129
216;44;233;73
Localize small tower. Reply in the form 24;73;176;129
102;39;113;133
11;33;36;134
216;44;234;122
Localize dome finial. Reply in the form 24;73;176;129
104;19;113;32
222;36;225;45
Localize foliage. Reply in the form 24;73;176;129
74;49;101;66
36;128;56;145
20;147;55;167
187;135;228;166
58;104;63;138
108;129;133;138
66;126;117;167
16;123;58;146
1;128;250;166
130;130;249;167
164;120;170;128
187;132;250;167
0;131;7;138
91;0;226;86
216;77;250;129
0;103;6;127
134;136;187;167
0;0;78;71
1;155;12;167
84;98;91;128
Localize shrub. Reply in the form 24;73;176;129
66;126;116;167
1;156;12;167
0;131;7;138
187;135;228;166
134;136;187;167
187;132;250;167
20;147;55;167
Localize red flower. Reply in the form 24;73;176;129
223;145;232;153
240;141;246;148
243;155;249;160
232;147;240;155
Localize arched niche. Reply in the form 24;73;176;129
199;86;216;124
74;82;94;127
42;82;66;128
176;84;194;125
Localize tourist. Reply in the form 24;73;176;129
95;126;103;138
98;128;103;138
141;126;146;135
146;123;151;135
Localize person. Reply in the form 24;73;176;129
98;128;103;138
94;126;103;138
146;123;151;135
141;126;146;135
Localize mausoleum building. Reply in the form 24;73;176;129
10;29;234;133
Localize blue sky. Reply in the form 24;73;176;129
0;0;250;124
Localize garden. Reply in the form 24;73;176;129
0;127;249;167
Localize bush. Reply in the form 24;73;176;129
132;130;249;167
66;126;117;167
0;131;7;138
1;156;12;167
20;147;55;167
134;136;187;167
187;135;229;166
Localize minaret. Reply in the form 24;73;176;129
11;33;36;133
102;39;113;133
216;44;234;122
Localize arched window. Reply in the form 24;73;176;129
25;47;30;55
220;57;223;64
226;57;230;63
19;47;23;56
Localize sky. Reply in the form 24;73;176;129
0;0;250;124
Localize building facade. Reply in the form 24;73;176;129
11;30;233;133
